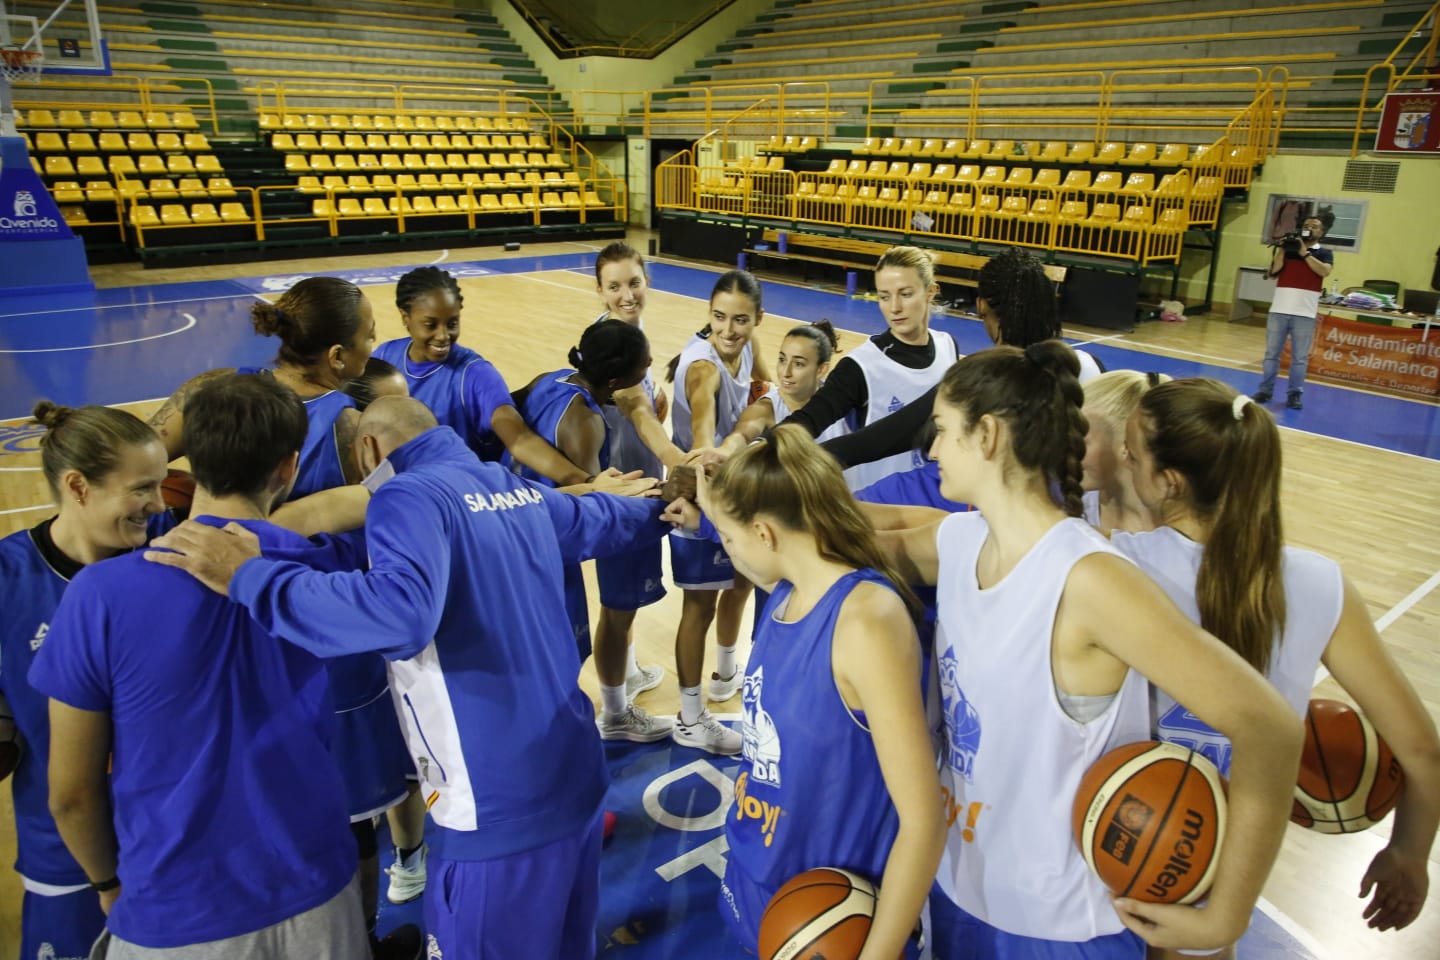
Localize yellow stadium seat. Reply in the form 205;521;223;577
338;198;364;216
1027;198;1056;220
130;205;161;226
1123;172;1154;193
979;166;1005;184
58;110;85;128
272;133;297;152
366;134;389;150
286;155;311;172
160;204;191;224
178;178;207;198
294;133;320;152
282;114;304;130
373;115;396;131
401;154;423;170
563;191;582;209
363;197;388;215
145;112;172;129
1086;202;1120;226
455;116;478;132
429;134;451;150
320;133;344;152
190;203;220;224
982;140;1015;160
387;196;413;214
322;175;348;193
207;177;236;197
98;132;127;152
312;199;335;217
35;132;65;152
166;156;196;175
480;193;502;212
414;116;436;132
500;193;522;211
1092;171;1123;191
85;181;117;202
51;182;84;203
1156;143;1188;166
259;114;281;130
1061;170;1091;189
220;203;250;222
1059;200;1088;220
1034;168;1061;187
1095;142;1125;164
304;114;327;130
1037;142;1067;162
1064;142;1095;163
172;113;199;130
396;175;420;192
357;154;380;169
309;155;335;173
1119;143;1156;166
906;163;932;181
583;191;604;208
136;155;165;175
351;115;374;131
347;175;372;193
929;163;955;182
148;179;179;199
1005;168;1033;185
412;196;437;213
108;156;138;176
334;155;358;171
885;161;910;179
297;176;323;193
115;112;145;130
45;156;76;177
155;133;183;152
954;164;980;183
59;204;88;224
127;132;156;153
380;154;403;170
66;132;97;152
436;195;459;213
87;110;116;128
372;174;396;191
329;115;352;130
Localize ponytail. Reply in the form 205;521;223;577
31;400;158;495
1138;379;1285;674
784;320;840;365
938;340;1087;517
709;424;920;614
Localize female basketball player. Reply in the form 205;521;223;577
589;242;690;728
375;266;590;485
509;319;675;742
0;404;169;960
714;320;852;460
1079;370;1166;535
1117;378;1440;952
818;248;1104;474
342;357;409;411
781;246;958;489
698;426;943;960
148;276;376;497
665;270;764;754
882;343;1304;958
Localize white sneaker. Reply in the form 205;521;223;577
597;704;674;743
707;669;743;703
672;710;742;755
384;843;427;904
624;663;664;701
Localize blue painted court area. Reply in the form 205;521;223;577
2;251;1436;459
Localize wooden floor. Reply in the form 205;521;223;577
1;232;1436;959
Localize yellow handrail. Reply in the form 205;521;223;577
1351;0;1440;154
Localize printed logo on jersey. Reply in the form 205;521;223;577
887;395;904;414
732;771;783;847
30;622;49;652
1156;704;1232;775
1100;794;1155;866
37;943;86;960
426;933;443;959
463;485;544;513
740;667;780;787
936;645;981;782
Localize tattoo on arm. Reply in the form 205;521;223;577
147;368;235;452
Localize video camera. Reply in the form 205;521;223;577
1275;228;1312;258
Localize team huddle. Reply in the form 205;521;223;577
1;242;1436;960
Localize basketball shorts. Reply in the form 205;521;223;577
331;692;414;822
22;885;106;960
928;888;1143;960
718;859;922;959
596;540;666;611
423;806;604;960
563;561;593;662
669;533;735;590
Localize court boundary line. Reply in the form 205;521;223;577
0;313;198;354
1256;897;1336;960
1314;566;1440;685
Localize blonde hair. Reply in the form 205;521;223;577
1082;370;1172;432
709;424;918;614
31;401;159;496
874;245;936;291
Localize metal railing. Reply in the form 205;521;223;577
1350;0;1440;154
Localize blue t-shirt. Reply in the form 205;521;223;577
0;513;174;888
506;369;609;484
236;368;355;500
227;426;673;861
721;569;908;946
373;338;516;461
28;518;363;948
854;461;966;512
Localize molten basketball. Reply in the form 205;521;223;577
748;379;771;406
1291;698;1404;833
1073;741;1226;905
161;469;195;518
758;867;876;960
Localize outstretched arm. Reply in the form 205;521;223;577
716;397;777;460
685;360;722;453
146;367;236;459
1324;575;1440;931
491;404;590;486
821;384;938;468
614;384;688;468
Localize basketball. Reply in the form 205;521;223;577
758;867;877;960
1073;741;1226;905
1291;698;1404;833
161;468;196;518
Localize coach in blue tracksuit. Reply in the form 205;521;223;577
146;396;688;960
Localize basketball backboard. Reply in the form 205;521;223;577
1;0;111;79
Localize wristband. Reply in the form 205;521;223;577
89;876;120;893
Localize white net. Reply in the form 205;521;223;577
0;46;42;84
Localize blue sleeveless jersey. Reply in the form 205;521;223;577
720;569;906;947
373;338;516;462
507;370;610;656
236;368;354;500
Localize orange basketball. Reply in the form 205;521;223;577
758;867;877;960
748;379;771;406
1072;741;1226;905
1291;698;1404;833
161;468;195;517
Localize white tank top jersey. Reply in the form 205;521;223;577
846;330;959;490
593;312;663;478
761;386;862;489
1110;527;1343;767
934;512;1150;941
670;334;754;451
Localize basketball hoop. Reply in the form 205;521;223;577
0;46;43;84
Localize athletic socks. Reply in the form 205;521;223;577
600;681;627;718
680;686;704;725
716;644;736;682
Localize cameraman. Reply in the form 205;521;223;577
1252;212;1334;410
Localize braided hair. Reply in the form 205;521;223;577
977;249;1059;347
396;266;463;314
